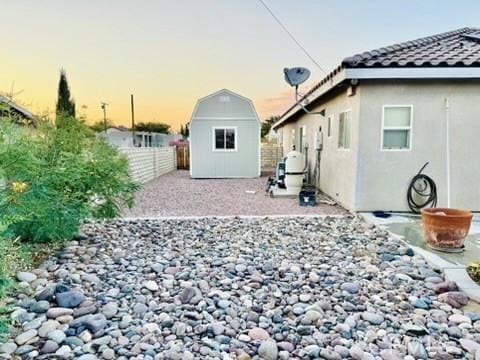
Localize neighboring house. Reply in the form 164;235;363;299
102;127;180;148
272;27;480;212
0;95;37;125
265;127;277;143
189;89;260;178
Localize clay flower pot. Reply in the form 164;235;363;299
421;208;473;252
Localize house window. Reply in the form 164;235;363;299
291;128;295;150
299;125;307;152
327;115;332;138
382;106;412;150
213;127;236;151
338;111;351;149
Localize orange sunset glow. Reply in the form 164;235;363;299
2;1;477;131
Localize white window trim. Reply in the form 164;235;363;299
212;126;238;152
337;109;352;151
381;105;413;152
327;115;333;138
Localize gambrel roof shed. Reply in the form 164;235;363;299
189;89;260;178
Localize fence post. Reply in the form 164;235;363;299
174;146;177;170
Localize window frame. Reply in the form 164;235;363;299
327;115;333;138
212;126;237;152
381;105;413;151
337;110;352;151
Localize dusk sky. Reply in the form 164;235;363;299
2;0;480;131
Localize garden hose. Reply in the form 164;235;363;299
407;162;438;213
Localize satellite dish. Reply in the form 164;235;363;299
283;66;324;116
284;67;311;87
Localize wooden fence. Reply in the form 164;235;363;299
176;147;190;170
120;147;176;184
261;143;283;169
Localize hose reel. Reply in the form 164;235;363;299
407;162;438;213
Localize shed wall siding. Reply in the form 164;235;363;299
356;80;480;211
190;90;260;178
190;119;259;178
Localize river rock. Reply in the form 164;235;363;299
258;339;278;360
56;291;86;308
15;329;37;345
17;272;37;283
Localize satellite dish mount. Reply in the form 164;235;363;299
284;67;324;116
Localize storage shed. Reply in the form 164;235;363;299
189;89;261;178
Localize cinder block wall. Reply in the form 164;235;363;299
120;147;176;183
261;143;283;169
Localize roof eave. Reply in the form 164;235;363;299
272;65;480;131
272;67;348;130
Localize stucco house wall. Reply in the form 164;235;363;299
275;79;480;212
356;80;480;211
279;88;361;210
272;28;480;212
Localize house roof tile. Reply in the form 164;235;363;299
342;27;480;68
274;27;480;129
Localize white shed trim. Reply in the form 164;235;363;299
211;126;238;152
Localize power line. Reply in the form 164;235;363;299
258;0;327;75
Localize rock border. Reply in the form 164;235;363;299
359;213;480;304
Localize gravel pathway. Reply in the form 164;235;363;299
123;171;347;217
2;216;480;359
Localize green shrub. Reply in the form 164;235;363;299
0;116;139;242
467;262;480;284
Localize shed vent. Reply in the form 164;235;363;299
219;95;231;102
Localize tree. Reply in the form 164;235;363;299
179;122;189;138
134;122;170;134
261;115;280;138
89;119;113;132
56;68;76;118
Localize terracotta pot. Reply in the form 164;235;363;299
421;208;473;252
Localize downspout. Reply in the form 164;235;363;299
445;97;451;208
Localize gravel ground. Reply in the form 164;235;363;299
2;216;480;359
123;171;347;218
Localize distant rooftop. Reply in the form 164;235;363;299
0;95;37;125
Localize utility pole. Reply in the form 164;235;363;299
131;94;136;146
101;102;108;133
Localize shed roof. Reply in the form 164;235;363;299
191;89;260;122
273;27;480;130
